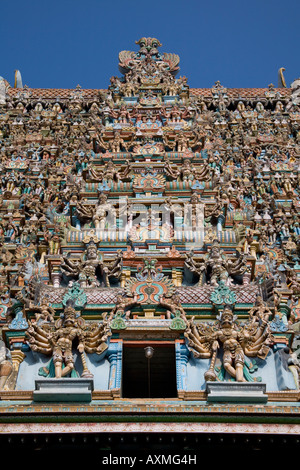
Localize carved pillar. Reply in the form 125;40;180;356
277;302;291;327
217;214;225;233
250;241;259;259
175;341;190;396
107;341;123;394
4;350;26;391
51;271;62;288
243;269;251;285
120;269;131;288
172;269;183;287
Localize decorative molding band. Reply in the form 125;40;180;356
0;422;299;435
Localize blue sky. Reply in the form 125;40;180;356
1;0;299;90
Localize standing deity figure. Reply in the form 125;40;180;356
185;240;248;286
185;304;273;382
93;193;116;230
60;238;122;288
26;300;111;379
44;224;62;255
61;240;105;287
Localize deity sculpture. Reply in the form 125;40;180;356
159;293;187;322
161;105;190;123
61;238;122;288
89;159;131;184
26;300;111;379
75;193;116;230
0;36;299;406
93;193;116;230
105;292;140;322
185;303;273;382
95;131;132;154
165;157;211;183
43;224;62;255
30;297;56;324
109;105;127;124
185;240;248;286
74;199;95;227
163;127;204;153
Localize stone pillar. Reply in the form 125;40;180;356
51;271;62;288
217;214;225;233
120;269;131;288
107;341;123;393
175;341;190;395
250;241;259;259
243;268;251;285
277;302;291;327
172;269;183;287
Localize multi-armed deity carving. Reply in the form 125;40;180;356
60;232;123;287
185;240;249;286
185;302;273;382
26;300;111;378
75;193;117;230
163;128;205;153
165;156;213;182
0;36;299;397
88;159;131;184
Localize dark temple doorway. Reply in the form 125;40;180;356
122;344;177;399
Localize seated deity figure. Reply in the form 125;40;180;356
74;193;116;230
165;157;211;183
89;159;131;184
165;158;194;181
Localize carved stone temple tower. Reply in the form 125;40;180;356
0;38;299;452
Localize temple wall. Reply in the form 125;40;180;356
16;351;111;391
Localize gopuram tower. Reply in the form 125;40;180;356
0;37;299;451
